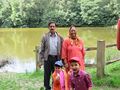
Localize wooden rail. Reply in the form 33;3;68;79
106;58;120;65
85;42;119;78
85;44;117;51
85;47;97;51
34;41;119;78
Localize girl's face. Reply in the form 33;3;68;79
69;27;77;39
70;62;80;74
55;66;61;73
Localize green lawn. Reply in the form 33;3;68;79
0;71;44;90
0;62;120;90
87;61;120;90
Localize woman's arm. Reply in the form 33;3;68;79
61;39;68;68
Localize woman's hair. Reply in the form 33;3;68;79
69;25;75;31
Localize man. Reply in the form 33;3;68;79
39;21;63;90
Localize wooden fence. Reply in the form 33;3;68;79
34;40;120;78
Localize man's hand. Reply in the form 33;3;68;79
37;63;42;68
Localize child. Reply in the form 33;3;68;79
52;60;69;90
69;57;92;90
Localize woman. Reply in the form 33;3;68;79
62;25;85;72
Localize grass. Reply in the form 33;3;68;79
105;47;120;61
0;62;120;90
86;61;120;90
0;70;44;90
0;47;120;90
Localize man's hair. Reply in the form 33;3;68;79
48;21;56;26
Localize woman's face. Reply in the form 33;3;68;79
69;27;77;39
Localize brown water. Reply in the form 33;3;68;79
0;27;116;61
0;27;116;72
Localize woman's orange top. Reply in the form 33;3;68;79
62;37;85;70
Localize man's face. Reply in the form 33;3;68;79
70;61;80;74
48;23;56;33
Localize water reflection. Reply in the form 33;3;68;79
0;58;36;73
0;58;95;73
0;27;116;72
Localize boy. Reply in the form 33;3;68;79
52;60;69;90
69;57;92;90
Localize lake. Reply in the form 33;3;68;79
0;27;117;72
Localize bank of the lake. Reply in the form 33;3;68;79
0;61;120;90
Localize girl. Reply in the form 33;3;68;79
52;60;69;90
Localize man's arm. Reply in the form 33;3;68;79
39;35;45;65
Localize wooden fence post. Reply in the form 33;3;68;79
35;46;40;71
96;40;105;78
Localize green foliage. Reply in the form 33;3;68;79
0;0;120;27
81;0;118;26
105;47;120;61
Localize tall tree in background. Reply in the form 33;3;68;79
0;0;119;27
81;0;118;26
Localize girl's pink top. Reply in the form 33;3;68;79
52;70;69;90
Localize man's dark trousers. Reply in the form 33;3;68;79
44;55;58;90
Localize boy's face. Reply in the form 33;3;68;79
70;61;80;74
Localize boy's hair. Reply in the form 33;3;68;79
70;60;80;66
69;57;80;65
70;60;78;63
